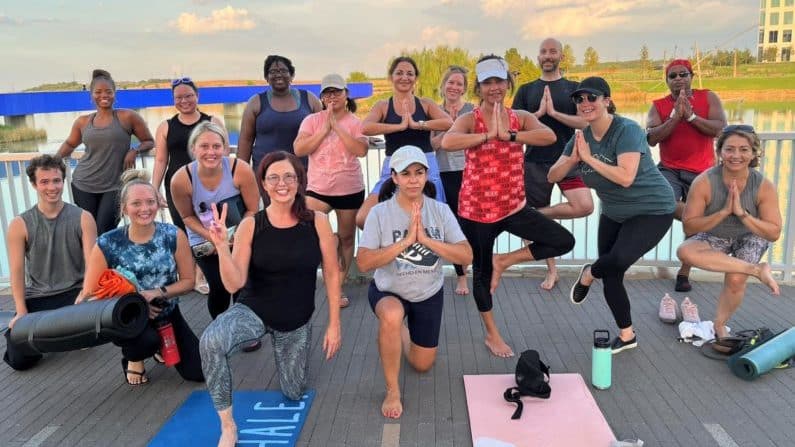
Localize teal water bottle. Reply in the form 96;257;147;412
592;330;612;390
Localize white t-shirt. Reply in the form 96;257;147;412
359;195;467;302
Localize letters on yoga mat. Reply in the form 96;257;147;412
148;390;315;447
464;374;615;446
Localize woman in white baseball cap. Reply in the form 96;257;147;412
357;144;472;419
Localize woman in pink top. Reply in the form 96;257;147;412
295;74;368;308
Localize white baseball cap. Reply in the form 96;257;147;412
389;145;429;172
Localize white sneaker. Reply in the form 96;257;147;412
658;293;677;324
681;297;701;323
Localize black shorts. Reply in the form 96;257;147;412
305;189;365;210
367;281;444;348
658;165;699;202
524;161;586;208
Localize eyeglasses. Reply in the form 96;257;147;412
267;69;290;76
321;89;344;98
264;173;298;185
723;124;756;134
667;71;691;80
171;77;193;87
572;93;599;104
174;93;196;102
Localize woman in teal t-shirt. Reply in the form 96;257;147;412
549;77;675;354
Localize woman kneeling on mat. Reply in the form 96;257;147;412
357;145;472;419
80;170;202;385
677;125;781;339
199;151;342;447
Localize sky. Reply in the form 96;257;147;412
1;0;760;92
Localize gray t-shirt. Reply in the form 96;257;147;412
434;102;474;172
359;195;467;302
563;115;675;222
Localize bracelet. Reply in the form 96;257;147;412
686;113;697;122
159;286;168;297
739;213;749;220
669;109;676;119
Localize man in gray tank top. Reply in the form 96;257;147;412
4;155;97;371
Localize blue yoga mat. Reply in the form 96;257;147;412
148;389;315;447
729;327;795;381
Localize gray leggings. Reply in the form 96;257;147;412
199;303;312;411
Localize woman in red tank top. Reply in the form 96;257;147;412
442;55;575;358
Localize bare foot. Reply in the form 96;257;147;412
455;276;469;295
757;263;780;295
539;271;559;291
125;360;148;385
382;389;403;419
485;334;514;358
490;254;509;294
219;422;238;447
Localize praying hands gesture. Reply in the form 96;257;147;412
722;179;748;219
571;129;592;163
674;89;693;120
487;103;511;141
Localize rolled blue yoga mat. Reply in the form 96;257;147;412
728;327;795;381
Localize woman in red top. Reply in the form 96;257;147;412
442;55;575;357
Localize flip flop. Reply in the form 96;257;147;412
153;352;165;364
121;358;149;386
193;282;210;295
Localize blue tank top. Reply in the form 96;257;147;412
252;89;312;168
185;157;243;245
384;97;432;156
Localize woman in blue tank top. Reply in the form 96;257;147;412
357;56;453;230
56;69;154;235
237;55;323;170
199;151;342;447
80;170;203;385
169;122;260;320
677;125;781;339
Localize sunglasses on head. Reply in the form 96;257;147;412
723;124;756;134
171;77;193;87
667;71;690;80
572;93;599;104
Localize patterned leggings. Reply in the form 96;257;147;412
199;303;312;411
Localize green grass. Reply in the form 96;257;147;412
0;125;47;143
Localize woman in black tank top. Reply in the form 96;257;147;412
357;56;453;230
152;77;226;295
199;151;343;447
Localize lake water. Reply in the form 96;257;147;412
1;101;794;154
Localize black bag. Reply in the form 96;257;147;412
503;349;551;419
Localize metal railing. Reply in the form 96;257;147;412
1;132;794;285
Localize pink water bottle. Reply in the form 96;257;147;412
198;201;214;229
157;322;181;367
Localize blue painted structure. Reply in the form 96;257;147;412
0;83;374;116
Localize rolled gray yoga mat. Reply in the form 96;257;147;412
728;327;795;381
8;293;149;356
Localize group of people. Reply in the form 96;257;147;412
3;37;783;444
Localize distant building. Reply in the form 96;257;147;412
759;0;794;62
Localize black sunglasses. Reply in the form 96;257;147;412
171;77;193;87
572;93;599;104
667;71;690;80
723;124;756;134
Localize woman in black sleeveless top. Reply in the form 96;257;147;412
152;77;225;294
357;56;452;229
199;151;342;447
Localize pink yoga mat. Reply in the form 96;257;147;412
463;374;615;447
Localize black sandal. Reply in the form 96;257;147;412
121;358;149;386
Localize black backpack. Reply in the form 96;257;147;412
503;350;551;419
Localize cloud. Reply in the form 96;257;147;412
172;6;256;35
421;26;461;46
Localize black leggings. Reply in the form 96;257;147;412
164;184;185;232
460;206;575;312
196;254;237;319
114;304;204;382
71;184;120;235
440;170;466;276
592;213;674;329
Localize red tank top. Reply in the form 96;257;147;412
458;107;524;223
653;89;715;174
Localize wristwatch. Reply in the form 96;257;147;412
159;286;168;297
418;120;427;130
686;113;697;122
509;131;517;142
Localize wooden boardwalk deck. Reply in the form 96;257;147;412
1;271;794;446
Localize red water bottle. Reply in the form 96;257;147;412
157;322;181;367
